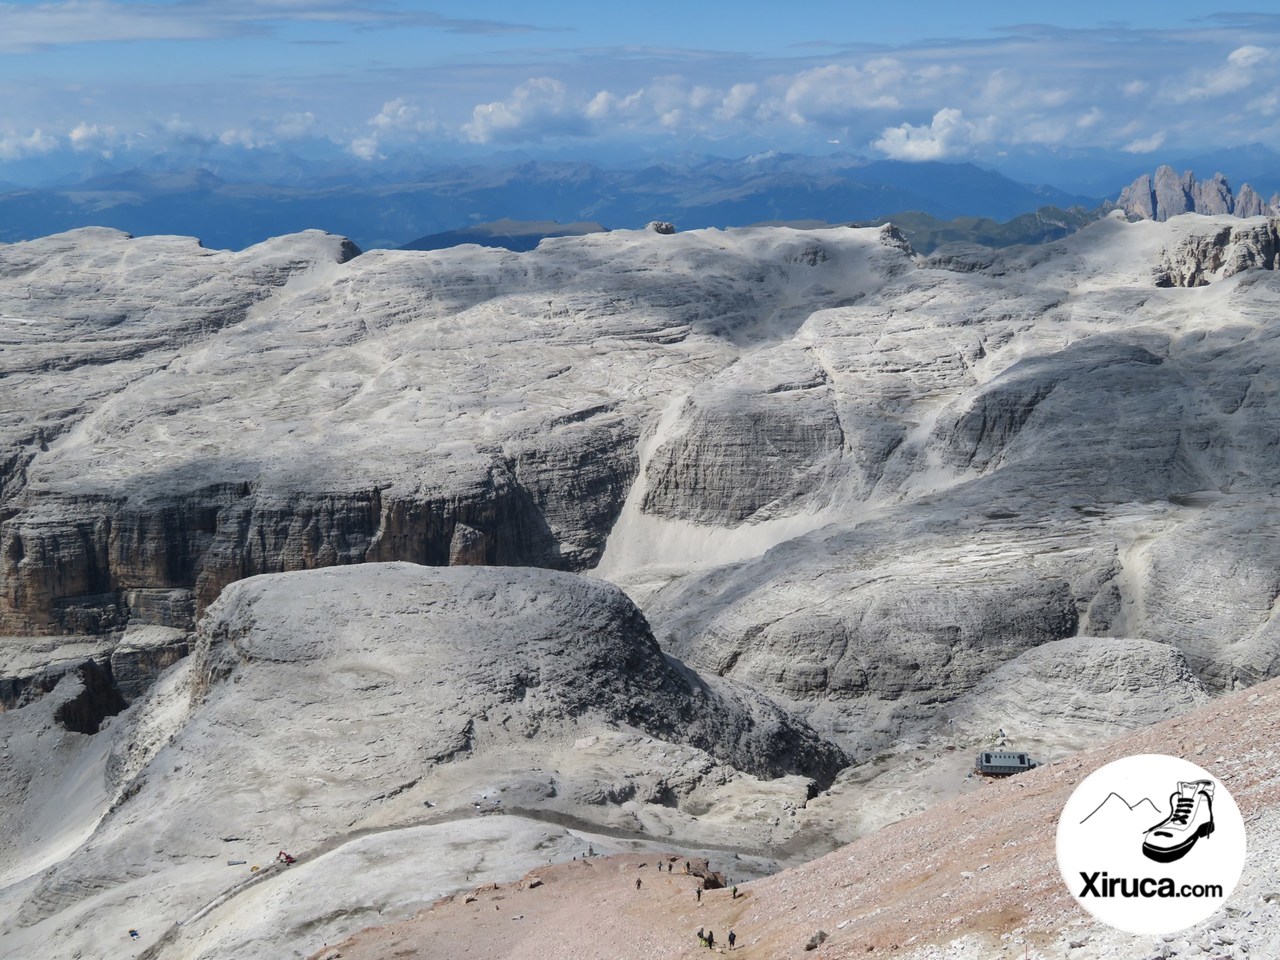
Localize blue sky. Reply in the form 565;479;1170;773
2;2;1279;181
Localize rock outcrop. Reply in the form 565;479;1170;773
7;215;1280;738
188;563;846;785
0;225;906;662
1117;165;1278;221
1153;218;1280;286
6;212;1280;960
0;563;844;960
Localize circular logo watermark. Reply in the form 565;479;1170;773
1056;754;1246;935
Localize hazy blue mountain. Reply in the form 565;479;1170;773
853;205;1102;254
0;155;1100;251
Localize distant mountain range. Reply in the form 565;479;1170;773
0;155;1097;251
5;152;1278;255
399;218;605;252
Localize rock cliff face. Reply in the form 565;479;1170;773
0;227;904;658
7;215;1280;733
1153;218;1280;286
188;564;846;785
600;213;1280;755
6;214;1280;960
1117;165;1280;221
0;564;844;959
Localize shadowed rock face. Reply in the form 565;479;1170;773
188;563;847;786
0;225;906;654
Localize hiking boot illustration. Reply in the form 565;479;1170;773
1142;780;1215;863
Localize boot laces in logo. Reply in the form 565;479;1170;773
1057;755;1245;935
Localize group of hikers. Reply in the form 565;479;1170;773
629;858;742;950
696;927;736;950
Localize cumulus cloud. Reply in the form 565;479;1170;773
219;111;320;150
717;83;758;121
778;61;907;124
273;111;317;139
0;129;58;160
348;98;439;159
579;76;760;135
218;128;263;149
69;122;108;150
463;77;590;143
369;98;433;133
7;15;1280;172
349;135;381;161
873;108;992;161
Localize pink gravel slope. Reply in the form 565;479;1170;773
314;677;1280;960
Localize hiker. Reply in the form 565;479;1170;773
684;860;690;873
696;927;705;947
636;877;642;890
128;930;140;941
731;884;738;899
728;929;736;949
696;886;702;903
706;930;715;949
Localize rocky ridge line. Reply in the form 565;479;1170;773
1117;165;1279;221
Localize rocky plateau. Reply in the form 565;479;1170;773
3;211;1280;957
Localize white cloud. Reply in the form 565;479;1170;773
219;127;262;149
349;135;381;161
369;98;429;132
0;129;58;160
1122;131;1166;153
217;111;318;150
1123;80;1149;97
1076;108;1103;129
69;121;105;148
462;77;589;143
273;111;316;139
1177;45;1273;102
348;99;437;160
873;108;991;161
0;1;222;52
1229;44;1269;67
778;61;906;124
717;83;758;121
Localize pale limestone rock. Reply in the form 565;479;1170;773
1234;182;1270;217
447;522;488;565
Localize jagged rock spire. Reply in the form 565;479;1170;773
1118;165;1279;220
